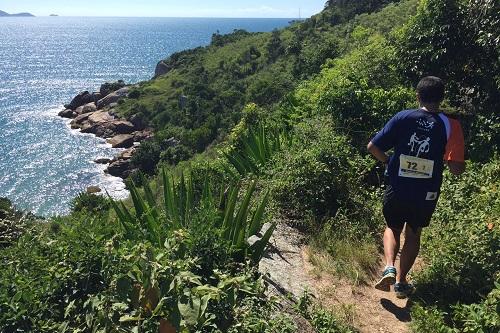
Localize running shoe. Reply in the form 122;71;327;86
394;282;415;298
374;266;397;291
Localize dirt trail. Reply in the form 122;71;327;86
260;222;415;333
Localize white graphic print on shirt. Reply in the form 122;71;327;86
416;118;435;130
408;132;431;157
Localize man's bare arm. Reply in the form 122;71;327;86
367;141;389;164
447;161;465;176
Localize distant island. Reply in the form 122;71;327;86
49;14;58;17
0;10;35;17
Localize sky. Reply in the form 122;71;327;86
1;0;326;18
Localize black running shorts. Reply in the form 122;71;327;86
382;186;437;230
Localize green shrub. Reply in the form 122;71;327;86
70;192;110;213
411;285;500;333
187;156;238;192
296;291;357;333
227;297;297;333
292;35;339;78
111;169;274;263
131;140;162;174
290;30;416;150
410;304;451;333
415;160;499;304
395;0;500;161
160;145;193;165
266;116;369;220
0;198;33;247
0;197;12;214
411;159;500;331
453;282;500;332
0;191;276;332
224;124;290;177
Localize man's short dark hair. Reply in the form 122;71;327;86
416;76;445;104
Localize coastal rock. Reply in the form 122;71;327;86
106;159;132;178
81;123;112;137
88;111;114;124
96;87;129;109
94;158;112;164
76;111;114;135
130;113;146;130
107;134;134;148
100;80;126;97
66;91;96;110
154;60;172;77
118;148;135;160
92;92;102;101
113;120;135;134
133;130;153;142
86;186;102;194
80;119;135;138
58;109;75;118
75;102;97;115
71;112;92;127
79;123;93;133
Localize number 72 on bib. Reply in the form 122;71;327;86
398;154;434;179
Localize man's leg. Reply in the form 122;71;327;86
375;227;402;291
383;227;402;267
398;225;422;283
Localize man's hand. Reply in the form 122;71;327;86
447;161;465;175
367;141;389;164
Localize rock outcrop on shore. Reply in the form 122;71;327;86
154;60;172;78
59;81;153;178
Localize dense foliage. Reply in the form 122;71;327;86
0;197;36;247
0;215;277;331
411;160;500;332
396;0;500;161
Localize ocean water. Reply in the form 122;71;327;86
0;17;292;216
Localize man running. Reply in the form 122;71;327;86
367;76;465;298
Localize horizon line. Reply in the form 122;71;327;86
10;15;304;19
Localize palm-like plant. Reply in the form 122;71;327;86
110;170;274;262
225;124;290;176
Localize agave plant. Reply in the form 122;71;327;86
224;124;290;176
110;170;274;262
217;180;274;261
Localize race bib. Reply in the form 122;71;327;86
399;154;434;179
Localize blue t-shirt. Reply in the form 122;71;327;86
371;109;450;202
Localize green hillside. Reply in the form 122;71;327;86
116;0;419;171
1;0;498;332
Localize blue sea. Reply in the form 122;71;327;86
0;17;292;216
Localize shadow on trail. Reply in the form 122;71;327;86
380;298;412;322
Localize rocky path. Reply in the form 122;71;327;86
260;222;414;333
259;221;319;299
